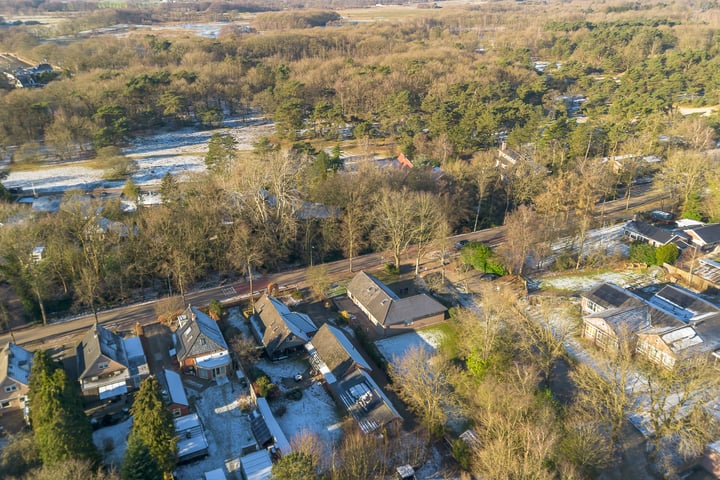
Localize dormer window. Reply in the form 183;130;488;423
98;362;109;370
4;385;17;393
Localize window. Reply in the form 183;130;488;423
4;384;17;393
97;362;109;370
0;401;10;409
172;408;182;418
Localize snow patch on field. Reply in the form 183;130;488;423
275;382;343;449
540;270;658;292
93;417;132;468
3;116;274;193
375;329;445;368
175;380;254;480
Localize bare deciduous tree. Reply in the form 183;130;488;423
389;346;458;436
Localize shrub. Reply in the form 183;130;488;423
452;439;472;470
208;299;223;320
285;388;303;401
629;242;680;266
655;243;679;265
460;241;506;274
254;376;278;398
629;242;656;265
384;263;400;275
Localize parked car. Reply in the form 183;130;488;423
455;239;470;249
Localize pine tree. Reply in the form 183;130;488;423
128;376;177;473
122;436;162;480
28;351;98;467
271;452;317;480
205;133;237;174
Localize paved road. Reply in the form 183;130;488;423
1;187;671;351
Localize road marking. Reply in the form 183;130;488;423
222;286;237;297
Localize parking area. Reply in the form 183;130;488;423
142;322;176;375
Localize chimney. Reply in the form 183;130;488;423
135;322;144;337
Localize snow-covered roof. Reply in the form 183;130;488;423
255;397;291;456
195;351;230;369
161;369;188;407
203;468;227;480
1;343;33;386
99;381;128;400
675;218;705;229
240;449;272;480
124;336;142;359
175;413;209;460
660;326;704;353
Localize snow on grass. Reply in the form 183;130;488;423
4;116;274;193
255;358;307;391
375;329;445;368
254;356;343;448
126;117;274;187
226;307;252;338
540;269;657;292
93;417;132;468
274;382;343;449
3;164;106;193
175;380;255;480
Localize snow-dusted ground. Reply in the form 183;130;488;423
540;269;659;291
375;329;445;368
93;417;132;468
3;116;274;194
126;116;273;188
175;379;255;480
276;382;343;449
255;357;343;448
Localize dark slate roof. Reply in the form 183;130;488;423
175;306;228;362
77;324;128;380
687;223;720;245
653;284;719;315
387;295;447;326
249;408;273;448
334;369;401;434
254;294;317;357
583;283;645;310
347;271;447;326
347;272;398;325
624;220;675;245
309;324;371;381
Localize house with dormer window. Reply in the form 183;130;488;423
77;324;149;402
174;305;230;380
0;343;33;411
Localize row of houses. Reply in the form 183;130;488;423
581;282;720;369
624;218;720;252
0;302;231;415
247;271;447;435
0;323;152;414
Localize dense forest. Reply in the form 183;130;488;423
1;3;720;479
1;0;720;323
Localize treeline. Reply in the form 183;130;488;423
389;288;720;478
2;3;720;165
251;10;343;30
2;2;720;323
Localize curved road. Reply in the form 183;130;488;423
1;188;670;350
